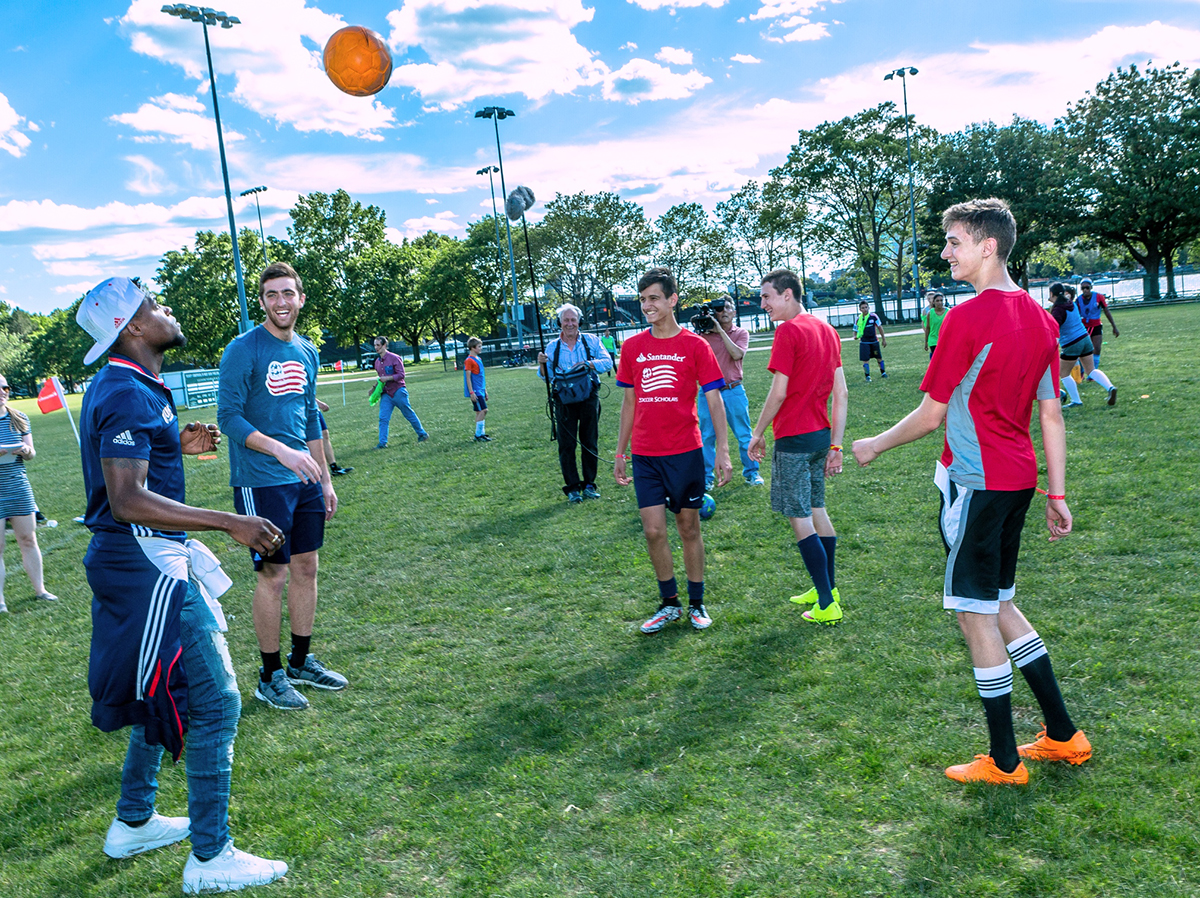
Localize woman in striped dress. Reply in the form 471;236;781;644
0;374;56;612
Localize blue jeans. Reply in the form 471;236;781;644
378;387;427;444
698;384;758;482
117;582;240;858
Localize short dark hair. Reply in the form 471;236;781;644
637;266;677;298
373;335;389;346
1049;282;1067;302
941;198;1017;263
259;261;304;296
762;268;803;301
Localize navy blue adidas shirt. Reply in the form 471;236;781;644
80;355;187;542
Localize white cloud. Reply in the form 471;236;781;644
111;93;242;151
119;0;395;140
731;53;762;64
56;282;100;296
425;198;440;204
603;59;712;103
627;0;727;9
124;155;175;196
400;210;463;238
751;1;832;43
385;0;607;111
656;46;694;66
620;42;638;51
0;91;33;158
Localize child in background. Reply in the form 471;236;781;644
464;337;491;442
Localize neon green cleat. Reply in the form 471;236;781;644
790;586;839;606
802;596;843;625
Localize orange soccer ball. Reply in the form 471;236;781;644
323;26;393;97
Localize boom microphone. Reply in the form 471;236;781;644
506;185;535;221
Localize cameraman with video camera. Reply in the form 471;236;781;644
693;295;762;488
538;304;614;503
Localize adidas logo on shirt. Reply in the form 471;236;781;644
112;430;136;447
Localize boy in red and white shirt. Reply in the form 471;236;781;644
853;198;1091;786
615;268;731;633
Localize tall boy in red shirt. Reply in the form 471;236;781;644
853;198;1091;785
615;268;732;634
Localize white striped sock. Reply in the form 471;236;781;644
1006;630;1048;667
974;661;1014;698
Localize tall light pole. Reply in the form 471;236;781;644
476;166;511;343
474;106;523;345
239;186;269;267
161;4;251;333
884;66;921;310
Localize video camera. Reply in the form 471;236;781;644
690;299;726;335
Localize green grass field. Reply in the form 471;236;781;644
1;304;1197;897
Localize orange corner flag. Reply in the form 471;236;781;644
37;377;66;414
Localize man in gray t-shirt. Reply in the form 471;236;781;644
218;262;347;711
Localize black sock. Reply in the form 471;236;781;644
118;817;150;828
261;651;282;682
819;535;837;590
976;662;1019;772
658;578;680;606
1008;632;1076;741
290;633;311;669
796;535;833;608
687;580;704;607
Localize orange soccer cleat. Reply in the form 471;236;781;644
1018;728;1092;765
945;754;1029;785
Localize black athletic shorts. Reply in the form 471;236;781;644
234;481;326;570
936;463;1034;614
632;449;705;514
859;341;883;362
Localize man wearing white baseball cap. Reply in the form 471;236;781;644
78;277;289;893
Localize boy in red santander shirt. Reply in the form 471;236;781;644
853;198;1091;786
615;268;732;634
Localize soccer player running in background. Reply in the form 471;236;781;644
748;270;849;625
923;291;948;360
615;267;732;634
853;199;1091;785
218;262;346;712
1048;282;1117;407
854;300;888;381
1076;277;1119;364
464;337;491;442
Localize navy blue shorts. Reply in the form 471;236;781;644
233;482;325;570
318;411;327;431
471;395;488;412
632;449;705;514
859;341;883;362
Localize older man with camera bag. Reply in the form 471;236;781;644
538;304;614;503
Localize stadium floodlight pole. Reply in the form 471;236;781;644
476;165;511;343
162;4;251;333
474;106;524;346
239;186;269;266
884;66;921;311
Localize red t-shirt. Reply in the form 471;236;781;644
767;314;843;439
616;328;725;456
919;289;1059;491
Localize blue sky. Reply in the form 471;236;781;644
2;0;1198;315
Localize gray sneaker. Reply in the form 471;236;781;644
287;653;348;691
254;668;309;710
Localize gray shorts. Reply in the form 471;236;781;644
770;447;826;519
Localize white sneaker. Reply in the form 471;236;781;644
103;813;190;858
183;841;288;894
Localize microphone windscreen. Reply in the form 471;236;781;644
506;185;536;220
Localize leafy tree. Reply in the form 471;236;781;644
345;238;431;364
654;203;720;302
288;189;388;339
923;117;1078;289
716;179;794;286
156;229;274;367
534;192;652;319
779;103;934;315
27;300;93;390
461;217;523;338
1060;63;1200;299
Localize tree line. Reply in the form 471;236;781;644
5;61;1198;391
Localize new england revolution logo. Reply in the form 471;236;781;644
265;360;307;396
639;364;678;392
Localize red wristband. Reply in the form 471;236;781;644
1047;494;1065;501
